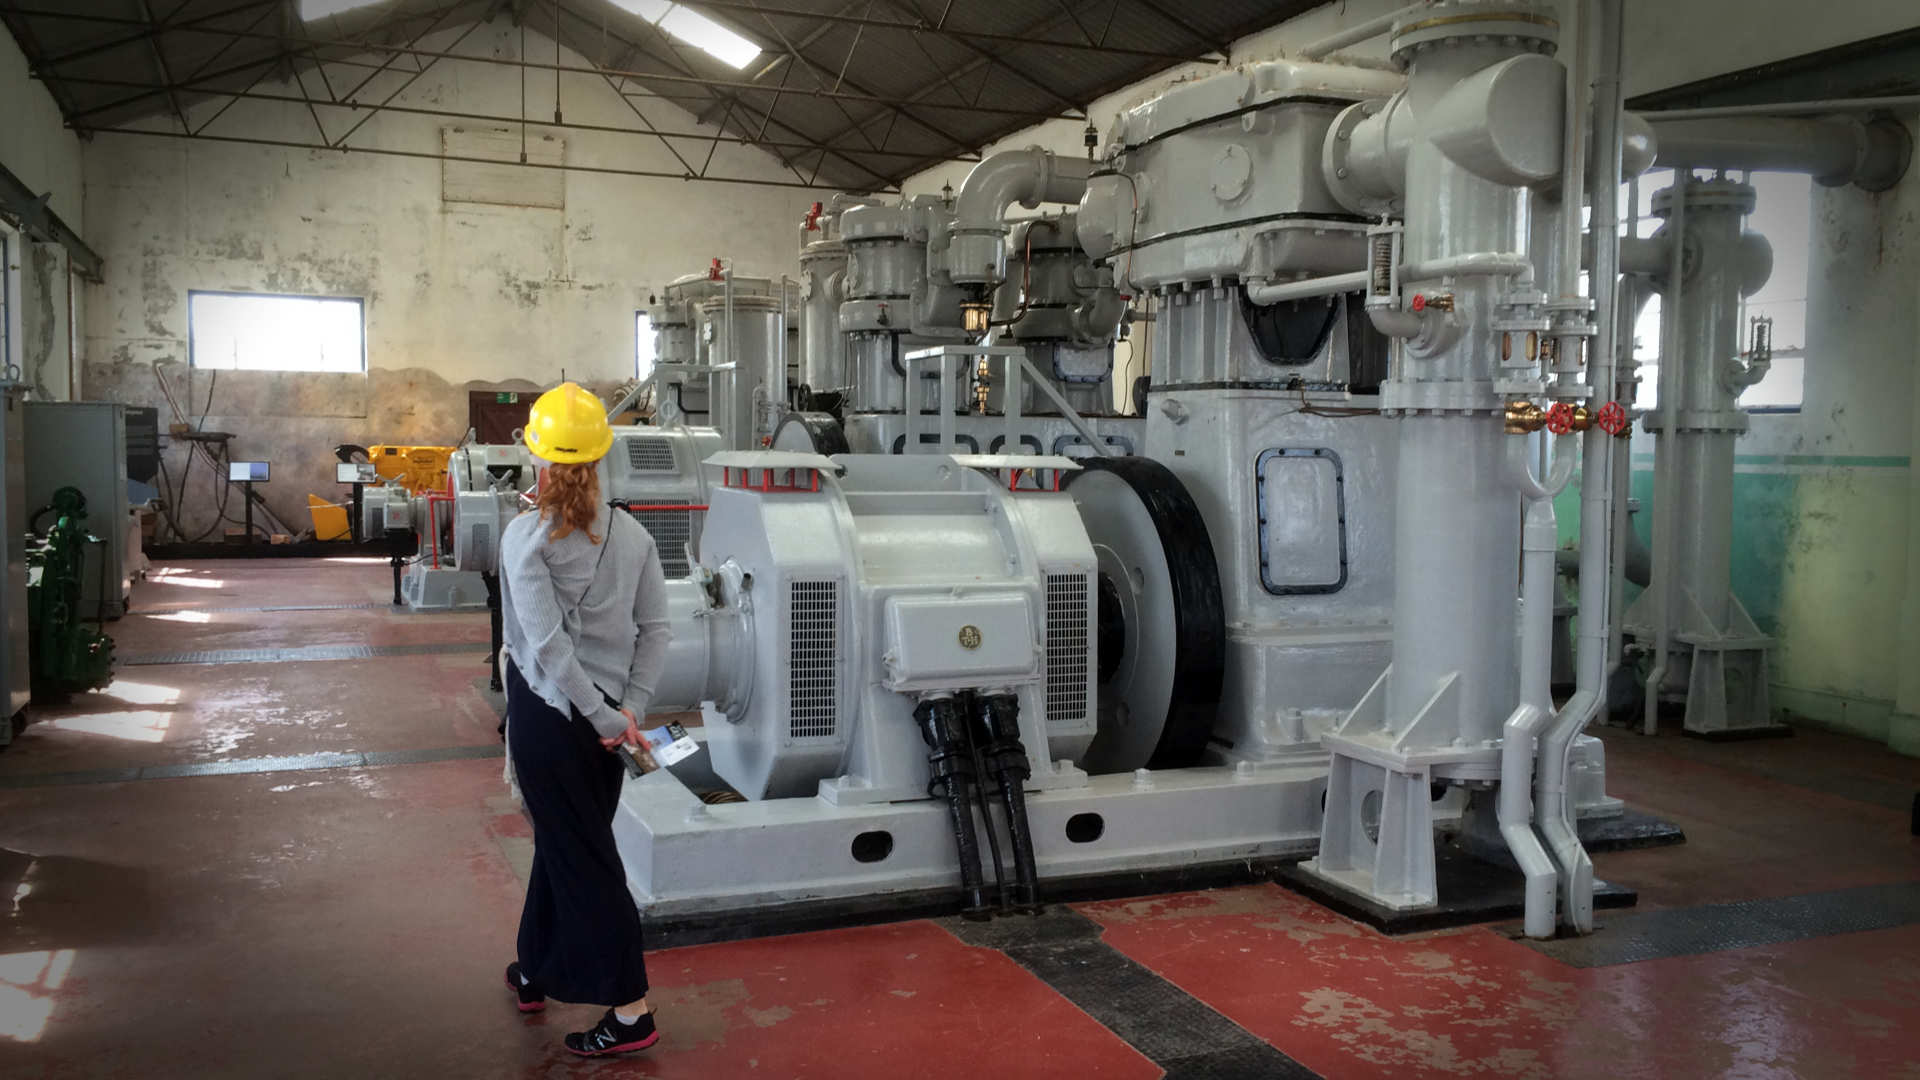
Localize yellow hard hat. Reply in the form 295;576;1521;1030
524;382;613;464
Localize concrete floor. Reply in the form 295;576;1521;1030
3;558;1919;1078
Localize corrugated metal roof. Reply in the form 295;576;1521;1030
1;0;1324;190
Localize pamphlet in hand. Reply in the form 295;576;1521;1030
641;721;701;768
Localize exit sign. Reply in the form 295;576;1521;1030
496;392;519;404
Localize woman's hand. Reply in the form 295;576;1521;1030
600;709;643;750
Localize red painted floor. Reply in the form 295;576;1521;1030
1080;885;1920;1079
2;558;1919;1078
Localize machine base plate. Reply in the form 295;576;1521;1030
1574;807;1688;853
641;854;1298;949
1681;723;1794;742
1274;846;1641;935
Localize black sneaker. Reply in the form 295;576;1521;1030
564;1008;660;1057
503;962;544;1013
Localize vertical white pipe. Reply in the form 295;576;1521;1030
1518;0;1616;936
1644;174;1686;734
1608;277;1648;675
1583;0;1625;692
772;275;791;438
1554;0;1588;308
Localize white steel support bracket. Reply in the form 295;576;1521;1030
1675;592;1777;735
1303;666;1499;910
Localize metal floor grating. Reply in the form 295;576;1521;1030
119;641;488;666
944;907;1319;1078
135;602;390;614
1519;881;1920;967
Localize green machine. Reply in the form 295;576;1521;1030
28;486;114;699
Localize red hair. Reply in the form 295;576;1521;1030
537;462;601;543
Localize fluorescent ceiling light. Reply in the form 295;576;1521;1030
300;0;384;18
609;0;763;69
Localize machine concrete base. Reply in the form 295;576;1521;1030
1276;846;1640;935
398;562;488;612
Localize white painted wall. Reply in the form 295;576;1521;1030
0;29;85;400
82;16;818;538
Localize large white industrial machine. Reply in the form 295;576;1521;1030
618;7;1631;936
1622;180;1781;737
538;0;1913;942
644;267;803;443
1615;109;1907;735
362;442;536;612
776;157;1141;461
624;450;1335;922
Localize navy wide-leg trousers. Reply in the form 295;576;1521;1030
505;660;649;1006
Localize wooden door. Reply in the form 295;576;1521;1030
468;390;532;445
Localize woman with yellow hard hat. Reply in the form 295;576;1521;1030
496;381;667;1057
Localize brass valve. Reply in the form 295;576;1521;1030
961;302;992;334
1504;400;1547;434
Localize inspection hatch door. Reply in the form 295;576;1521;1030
1256;447;1349;595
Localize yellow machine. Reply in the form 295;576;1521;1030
306;494;351;541
366;445;456;494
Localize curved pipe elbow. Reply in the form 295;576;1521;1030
954;147;1092;224
951;149;1093;286
1509;437;1578;502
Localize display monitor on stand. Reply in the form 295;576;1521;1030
227;461;270;540
335;461;375;542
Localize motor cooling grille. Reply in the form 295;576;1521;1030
625;436;677;471
788;579;839;739
1045;573;1091;724
625;502;693;578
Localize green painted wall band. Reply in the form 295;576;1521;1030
1625;453;1910;468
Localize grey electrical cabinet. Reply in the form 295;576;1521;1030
25;401;131;619
0;388;31;743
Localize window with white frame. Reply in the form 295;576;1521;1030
1625;169;1808;413
635;311;656;380
188;291;365;373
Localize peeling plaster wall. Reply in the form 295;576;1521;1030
81;17;819;541
1730;147;1920;750
1;29;84;401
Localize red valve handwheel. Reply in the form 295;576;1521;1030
1410;293;1427;312
1544;402;1576;435
1595;401;1629;435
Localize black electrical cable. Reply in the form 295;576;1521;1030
188;446;236;543
197;369;218;429
153;451;190;543
962;697;1010;912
